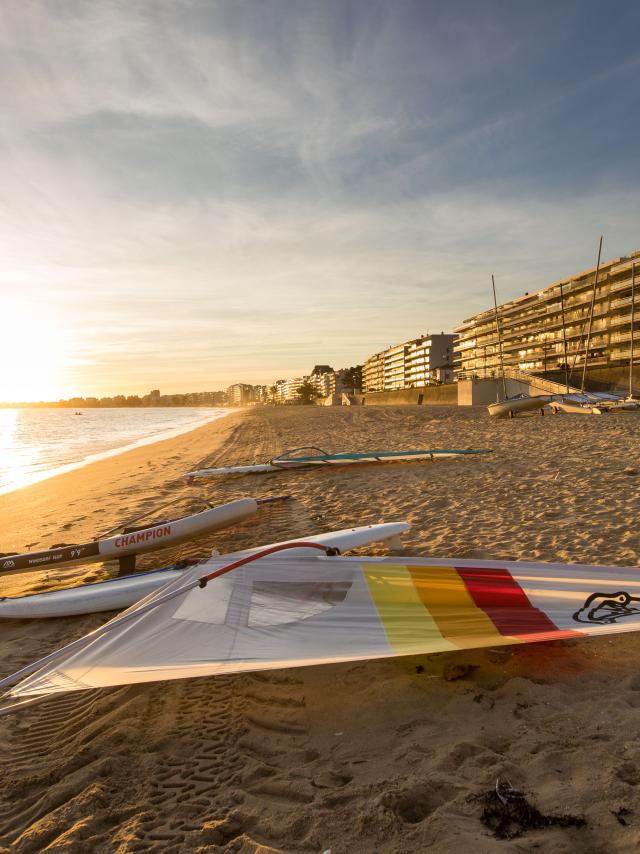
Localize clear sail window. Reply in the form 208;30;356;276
249;581;351;627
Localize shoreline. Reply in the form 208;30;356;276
0;407;235;497
0;408;249;558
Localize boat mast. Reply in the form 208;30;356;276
559;280;570;394
492;274;507;400
630;260;636;399
580;235;603;394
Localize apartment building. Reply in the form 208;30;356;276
454;250;640;379
362;351;385;392
309;365;336;398
271;379;287;402
278;370;336;401
383;343;409;391
405;336;455;386
226;383;256;405
280;377;305;401
363;334;455;392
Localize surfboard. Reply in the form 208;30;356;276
0;498;258;576
0;522;410;618
184;448;492;483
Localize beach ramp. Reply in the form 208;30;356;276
5;553;640;705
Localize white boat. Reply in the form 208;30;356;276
0;563;192;619
0;499;258;575
485;275;551;419
549;401;604;415
0;522;410;618
601;397;640;412
549;394;605;415
487;394;550;418
185;448;492;482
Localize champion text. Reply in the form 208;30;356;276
114;526;172;549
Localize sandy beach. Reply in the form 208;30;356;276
2;404;640;852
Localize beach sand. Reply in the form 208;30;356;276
2;404;640;852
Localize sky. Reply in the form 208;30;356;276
1;0;639;400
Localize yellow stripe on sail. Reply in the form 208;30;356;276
408;565;521;649
362;564;457;654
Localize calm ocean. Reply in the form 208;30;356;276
0;407;230;495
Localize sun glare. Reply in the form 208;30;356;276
0;301;71;402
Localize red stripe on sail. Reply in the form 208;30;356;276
456;567;580;640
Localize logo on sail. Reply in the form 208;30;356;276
573;591;640;624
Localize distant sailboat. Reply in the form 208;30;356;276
550;237;613;415
486;275;549;418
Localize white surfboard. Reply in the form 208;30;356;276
185;449;492;483
0;522;410;619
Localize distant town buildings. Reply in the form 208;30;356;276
222;366;364;406
226;383;258;406
269;367;350;403
14;389;230;409
144;389;227;406
454;248;640;380
363;334;455;392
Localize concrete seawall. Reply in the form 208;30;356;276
320;374;572;408
356;385;457;406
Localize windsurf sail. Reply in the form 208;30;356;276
4;551;640;706
185;446;493;482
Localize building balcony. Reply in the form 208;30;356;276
607;312;634;329
609;273;638;293
610;348;636;360
610;294;640;310
609;329;640;344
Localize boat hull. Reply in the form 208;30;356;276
487;396;550;418
603;401;640;411
0;499;258;575
550;401;604;415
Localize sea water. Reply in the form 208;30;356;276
0;407;230;495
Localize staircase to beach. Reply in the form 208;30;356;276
501;367;583;396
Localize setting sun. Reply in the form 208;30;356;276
0;301;71;402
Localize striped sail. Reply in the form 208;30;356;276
5;555;640;702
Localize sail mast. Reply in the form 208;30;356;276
630;260;636;399
492;274;507;401
559;280;570;394
580;235;603;394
